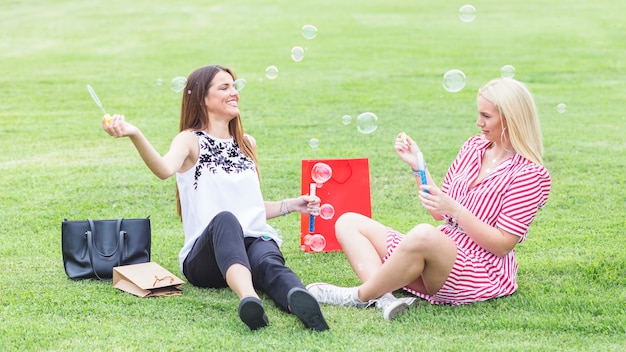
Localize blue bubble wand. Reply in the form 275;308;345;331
309;183;316;233
417;152;429;194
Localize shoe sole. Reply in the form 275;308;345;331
238;297;269;330
383;300;409;321
288;287;330;331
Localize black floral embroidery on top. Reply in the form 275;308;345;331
192;131;256;189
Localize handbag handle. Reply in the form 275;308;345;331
86;218;125;280
330;161;353;184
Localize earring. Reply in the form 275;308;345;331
500;127;508;144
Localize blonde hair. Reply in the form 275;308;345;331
478;78;544;165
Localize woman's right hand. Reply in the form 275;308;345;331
394;132;420;169
102;114;139;138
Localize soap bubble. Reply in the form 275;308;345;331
302;25;318;40
342;115;352;125
501;65;515;78
443;69;466;93
311;162;332;185
234;78;246;92
170;76;187;93
303;234;313;246
309;234;326;252
291;46;305;62
319;204;335;220
156;78;163;86
309;138;319;148
356;112;378;134
265;65;278;80
557;103;567;113
459;4;476;22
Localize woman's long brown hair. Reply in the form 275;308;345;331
175;65;259;220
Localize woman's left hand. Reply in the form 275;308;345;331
291;195;320;215
394;132;420;169
418;185;459;216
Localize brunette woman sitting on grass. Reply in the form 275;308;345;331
102;64;329;331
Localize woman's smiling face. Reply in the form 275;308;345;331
204;70;240;120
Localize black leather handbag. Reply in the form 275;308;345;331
62;217;151;280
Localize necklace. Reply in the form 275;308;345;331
485;158;497;173
484;144;514;174
485;155;512;173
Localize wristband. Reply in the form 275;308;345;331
410;162;426;175
279;199;291;216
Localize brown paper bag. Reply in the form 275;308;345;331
113;262;184;297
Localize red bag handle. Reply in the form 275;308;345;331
330;161;353;184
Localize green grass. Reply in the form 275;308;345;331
1;0;624;350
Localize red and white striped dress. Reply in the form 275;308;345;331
385;135;551;305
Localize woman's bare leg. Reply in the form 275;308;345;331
357;223;457;301
335;212;389;283
225;263;259;299
227;263;268;330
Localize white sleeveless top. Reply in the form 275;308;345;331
176;131;281;273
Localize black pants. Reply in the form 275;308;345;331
183;211;305;312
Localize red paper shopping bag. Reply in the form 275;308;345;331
300;158;372;252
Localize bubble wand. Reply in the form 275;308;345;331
86;85;111;123
86;85;106;114
309;183;316;233
417;152;429;194
309;162;332;233
401;133;429;194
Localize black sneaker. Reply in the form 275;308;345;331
287;287;330;331
238;297;269;330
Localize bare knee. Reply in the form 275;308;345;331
334;212;366;242
399;223;442;253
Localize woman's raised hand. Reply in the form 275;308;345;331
394;132;420;168
102;114;139;138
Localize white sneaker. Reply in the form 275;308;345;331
306;282;369;308
374;293;409;320
397;296;418;308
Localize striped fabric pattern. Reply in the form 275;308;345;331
386;135;551;305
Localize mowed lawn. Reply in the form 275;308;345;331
0;0;624;351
